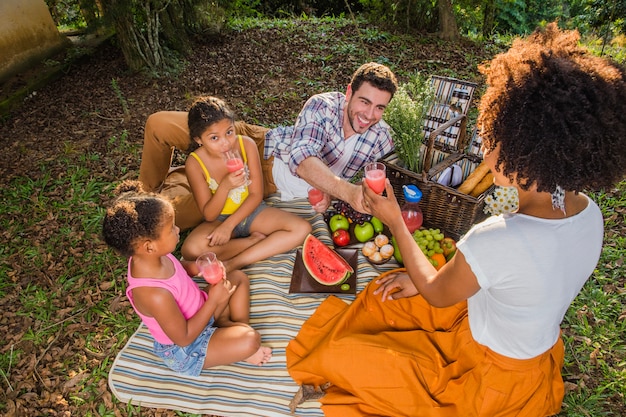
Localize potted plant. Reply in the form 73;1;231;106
383;71;436;173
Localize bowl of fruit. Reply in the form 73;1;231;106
362;233;395;265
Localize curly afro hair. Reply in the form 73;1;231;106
477;22;626;193
102;180;172;257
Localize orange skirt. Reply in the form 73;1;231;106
286;269;564;417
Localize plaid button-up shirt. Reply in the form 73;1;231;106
265;92;394;180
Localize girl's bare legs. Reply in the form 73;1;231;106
214;270;250;326
223;208;311;272
203;270;271;368
202;324;272;368
181;221;266;262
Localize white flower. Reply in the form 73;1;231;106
484;186;519;215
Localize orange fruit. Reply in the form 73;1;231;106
430;253;447;270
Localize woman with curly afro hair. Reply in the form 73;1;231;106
286;23;626;416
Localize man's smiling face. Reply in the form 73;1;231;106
343;81;392;136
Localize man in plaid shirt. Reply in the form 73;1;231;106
139;62;397;230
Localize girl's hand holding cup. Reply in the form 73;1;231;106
223;149;251;186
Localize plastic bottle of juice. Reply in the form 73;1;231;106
401;184;423;233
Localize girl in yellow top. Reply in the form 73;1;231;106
181;96;311;272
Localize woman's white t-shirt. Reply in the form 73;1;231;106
458;194;603;359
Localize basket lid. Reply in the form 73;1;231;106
403;184;422;203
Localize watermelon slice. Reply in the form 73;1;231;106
301;234;354;286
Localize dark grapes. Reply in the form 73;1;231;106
326;200;371;225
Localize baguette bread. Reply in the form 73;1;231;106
469;172;494;197
457;161;490;194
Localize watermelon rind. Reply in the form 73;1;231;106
302;234;354;286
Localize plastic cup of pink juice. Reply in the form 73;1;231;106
224;149;250;185
308;187;323;206
364;162;386;194
195;252;224;284
226;157;244;172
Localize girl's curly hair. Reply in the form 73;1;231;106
478;22;626;193
102;180;171;257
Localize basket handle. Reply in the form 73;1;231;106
422;114;467;174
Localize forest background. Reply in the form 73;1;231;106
1;0;625;416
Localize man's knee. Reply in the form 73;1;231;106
145;111;191;151
168;192;204;231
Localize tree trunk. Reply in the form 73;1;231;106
100;0;169;73
438;0;459;41
482;0;496;38
160;0;191;55
79;0;103;31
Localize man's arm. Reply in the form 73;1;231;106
296;156;367;213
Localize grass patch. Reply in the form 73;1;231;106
0;148;141;413
560;181;626;415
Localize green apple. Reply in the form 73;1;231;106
329;214;350;232
370;216;384;233
353;221;375;243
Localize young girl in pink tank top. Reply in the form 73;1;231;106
102;181;271;376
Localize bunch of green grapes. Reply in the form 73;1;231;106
412;228;445;257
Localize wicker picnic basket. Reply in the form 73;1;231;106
382;122;493;241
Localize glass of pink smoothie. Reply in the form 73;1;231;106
307;187;323;206
224;149;251;185
195;252;224;285
364;162;387;194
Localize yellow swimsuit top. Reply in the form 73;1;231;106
189;135;249;215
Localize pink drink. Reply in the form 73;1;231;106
365;169;386;194
200;262;223;284
401;210;423;233
196;252;223;285
308;188;323;205
226;158;244;173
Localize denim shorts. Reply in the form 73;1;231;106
153;318;216;376
217;201;267;238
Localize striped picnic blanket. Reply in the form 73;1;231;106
108;197;387;416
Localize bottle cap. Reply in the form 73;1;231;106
402;184;422;203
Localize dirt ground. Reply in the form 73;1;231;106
0;23;489;182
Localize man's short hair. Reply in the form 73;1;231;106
350;62;398;97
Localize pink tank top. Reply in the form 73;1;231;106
126;253;208;344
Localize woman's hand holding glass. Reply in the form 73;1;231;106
307;187;331;213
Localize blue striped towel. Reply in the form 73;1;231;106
108;197;386;416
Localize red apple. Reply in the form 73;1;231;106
441;237;457;259
332;229;350;247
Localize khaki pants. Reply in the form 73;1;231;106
138;111;276;231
